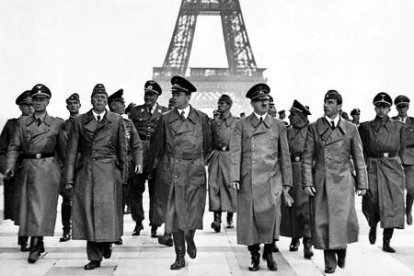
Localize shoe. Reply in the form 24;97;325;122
103;244;112;259
185;230;197;259
211;212;221;232
338;258;345;268
27;237;41;264
289;238;300;252
272;241;279;252
114;238;123;245
211;221;221;233
59;231;71;242
132;222;143;236
303;238;314;259
84;260;101;270
248;254;260;271
264;245;277;271
151;226;158;238
369;226;376;244
18;236;29;252
407;211;413;226
324;267;336;274
158;233;173;247
383;241;396;253
226;213;234;229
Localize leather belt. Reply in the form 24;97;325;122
139;135;151;141
407;144;414;149
215;145;229;151
291;152;302;162
22;153;54;159
368;151;397;158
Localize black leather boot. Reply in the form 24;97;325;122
248;244;260;271
406;194;413;225
151;226;158;238
383;228;396;253
132;221;143;236
18;236;29;252
303;237;314;259
263;244;277;271
289;237;300;252
60;203;71;242
226;212;234;229
211;211;222;232
272;240;279;252
170;231;186;270
369;224;377;244
158;232;173;247
28;237;41;263
185;230;197;259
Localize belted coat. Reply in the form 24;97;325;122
302;117;368;250
230;114;292;246
6;113;64;236
64;110;127;242
150;106;212;232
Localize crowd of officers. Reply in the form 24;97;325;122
0;76;413;274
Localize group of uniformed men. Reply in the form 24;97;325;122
0;76;413;274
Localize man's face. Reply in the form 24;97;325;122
375;104;390;119
397;104;409;118
172;91;190;110
144;91;158;107
32;96;49;113
91;94;107;112
250;98;269;115
110;101;126;115
324;99;341;118
66;100;81;115
217;100;231;113
351;114;360;122
19;103;34;116
289;112;307;128
279;112;286;120
268;104;277;117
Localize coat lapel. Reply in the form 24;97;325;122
94;111;113;142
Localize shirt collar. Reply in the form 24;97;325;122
34;113;46;121
325;114;340;127
92;109;106;121
254;112;268;121
177;105;191;119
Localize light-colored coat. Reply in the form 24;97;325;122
302;117;368;250
230;114;292;246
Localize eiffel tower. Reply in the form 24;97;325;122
153;0;266;114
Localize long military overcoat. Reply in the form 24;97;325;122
7;114;64;236
359;117;405;229
230;114;292;246
150;107;212;232
302;117;368;250
208;114;239;213
65;110;126;242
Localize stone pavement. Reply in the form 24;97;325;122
0;190;414;275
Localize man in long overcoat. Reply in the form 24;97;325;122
391;95;414;225
0;90;33;251
229;83;293;272
280;100;313;259
208;94;238;232
5;84;64;263
359;92;405;253
150;76;212;270
302;90;368;274
58;93;81;242
128;80;168;240
64;84;127;270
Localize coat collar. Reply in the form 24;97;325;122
26;112;52;127
248;113;272;128
216;113;236;127
371;116;392;132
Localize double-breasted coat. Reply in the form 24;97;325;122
280;124;311;238
302;117;368;250
6;113;64;236
208;114;239;213
230;114;292;246
150;106;212;232
359;117;405;229
64;110;127;242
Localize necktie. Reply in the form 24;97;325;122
97;115;101;122
148;107;152;116
180;111;185;120
36;118;42;126
331;121;335;129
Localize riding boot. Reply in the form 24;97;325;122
303;237;314;259
383;228;396;253
158;232;173;247
247;244;260;271
226;212;234;229
263;244;277;271
60;203;71;242
406;194;413;225
185;230;197;259
170;231;186;270
211;211;222;232
369;223;377;244
289;237;300;251
28;237;41;263
18;236;29;252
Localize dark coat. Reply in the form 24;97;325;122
302;117;368;250
150;106;212;232
208;114;239;212
280;125;311;238
392;116;414;165
6;113;64;236
123;117;143;178
230;114;292;246
64;110;127;242
359;117;405;229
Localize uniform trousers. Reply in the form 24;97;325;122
87;241;111;261
324;249;346;269
129;174;156;225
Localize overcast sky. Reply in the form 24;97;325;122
1;0;414;126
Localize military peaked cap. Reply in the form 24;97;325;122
125;102;136;113
66;93;80;104
15;90;32;105
394;95;410;107
268;95;275;105
324;90;342;105
91;83;107;97
218;94;233;105
171;76;197;94
31;83;51;99
350;108;360;116
144;80;162;96
246;83;270;102
108;89;125;104
290;100;311;116
373;92;392;107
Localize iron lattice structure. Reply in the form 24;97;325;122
153;0;266;114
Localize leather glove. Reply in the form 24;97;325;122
356;189;366;196
63;183;74;198
304;186;316;196
228;181;240;190
135;165;143;174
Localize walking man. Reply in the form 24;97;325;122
229;83;293;271
5;84;64;263
208;94;238;232
280;100;313;259
150;76;212;270
359;92;405;253
64;84;127;270
392;95;414;225
302;90;368;273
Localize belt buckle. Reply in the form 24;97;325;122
35;153;42;159
295;156;300;162
221;146;227;151
383;152;389;158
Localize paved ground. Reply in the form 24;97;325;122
0;187;414;275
